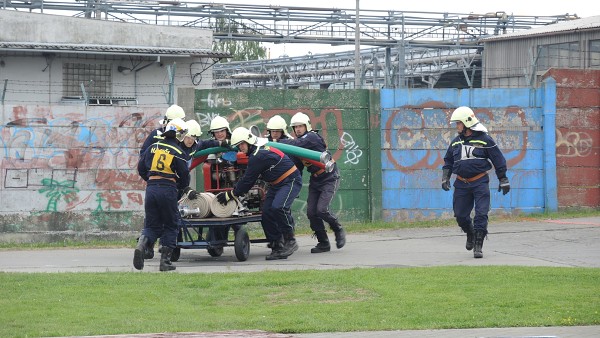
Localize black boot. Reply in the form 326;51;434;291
333;227;346;249
266;240;287;260
159;247;176;271
310;231;331;253
473;230;486;259
133;235;149;270
280;232;299;258
144;241;155;259
463;226;474;251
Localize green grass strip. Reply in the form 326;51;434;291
1;266;598;337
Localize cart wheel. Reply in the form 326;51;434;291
234;227;250;262
207;247;224;257
171;247;181;262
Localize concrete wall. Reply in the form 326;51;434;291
193;89;383;224
0;85;200;236
544;69;600;208
0;10;211;49
0;11;215;106
0;54;212;106
380;83;558;220
0;77;597;240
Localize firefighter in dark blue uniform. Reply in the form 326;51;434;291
442;106;510;258
266;115;293;142
138;105;187;260
140;104;186;155
216;127;302;260
278;112;346;254
135;118;190;271
181;119;227;170
266;114;304;173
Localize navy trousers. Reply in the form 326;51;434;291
142;182;180;249
261;175;302;241
452;176;491;234
307;174;341;233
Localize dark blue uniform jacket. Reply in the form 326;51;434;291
138;137;190;190
443;131;507;180
279;131;338;182
233;145;300;196
140;128;162;155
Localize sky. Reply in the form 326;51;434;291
224;0;600;58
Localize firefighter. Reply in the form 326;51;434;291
278;112;346;253
135;118;190;271
442;106;510;258
140;104;186;155
266;115;293;141
209;116;232;144
182;119;228;167
137;105;186;260
216;127;302;260
181;119;202;157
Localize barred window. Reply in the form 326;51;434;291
591;40;600;68
62;63;112;98
537;42;580;71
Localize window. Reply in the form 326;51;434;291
537;42;580;71
62;63;112;98
590;40;600;68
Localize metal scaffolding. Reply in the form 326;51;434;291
2;1;577;88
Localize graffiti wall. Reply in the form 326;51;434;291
545;69;600;208
380;82;559;221
0;105;163;232
0;76;595;237
193;89;382;225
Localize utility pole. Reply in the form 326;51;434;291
354;0;360;89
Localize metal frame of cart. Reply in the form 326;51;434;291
172;213;267;262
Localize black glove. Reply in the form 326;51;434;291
183;187;198;200
218;139;230;148
441;168;452;191
216;191;235;206
498;177;510;195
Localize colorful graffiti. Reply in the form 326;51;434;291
194;90;372;221
383;103;530;172
1;105;162;216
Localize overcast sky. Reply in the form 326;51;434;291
226;0;600;58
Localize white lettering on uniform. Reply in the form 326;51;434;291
461;144;476;160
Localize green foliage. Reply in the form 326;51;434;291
0;267;598;336
212;18;266;62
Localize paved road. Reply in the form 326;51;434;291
3;217;599;273
2;216;599;337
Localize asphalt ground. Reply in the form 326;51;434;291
1;216;599;337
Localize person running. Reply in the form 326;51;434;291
442;106;510;258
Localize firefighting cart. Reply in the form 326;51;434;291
172;142;334;262
172;149;269;262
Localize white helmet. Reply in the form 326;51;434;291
231;127;257;147
160;105;185;125
164;118;188;142
450;106;479;128
185;120;202;138
290;112;312;132
450;106;487;132
266;115;288;131
209;116;231;133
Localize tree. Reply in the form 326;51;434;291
212;18;267;62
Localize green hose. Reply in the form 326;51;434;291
265;142;331;163
191;147;230;158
